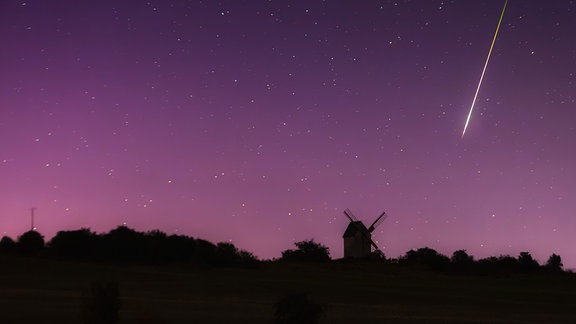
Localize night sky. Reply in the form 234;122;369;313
1;1;575;267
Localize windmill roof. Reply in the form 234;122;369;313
343;221;369;238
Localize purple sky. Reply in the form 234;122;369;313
1;1;575;267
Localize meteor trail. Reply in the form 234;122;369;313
462;0;508;138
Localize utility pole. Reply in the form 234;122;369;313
30;207;36;231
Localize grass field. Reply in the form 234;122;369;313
1;256;575;323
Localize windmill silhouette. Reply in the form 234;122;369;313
342;208;387;258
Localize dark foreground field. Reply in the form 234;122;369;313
0;256;575;323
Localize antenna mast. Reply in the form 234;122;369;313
30;207;36;231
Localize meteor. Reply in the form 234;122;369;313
462;0;508;138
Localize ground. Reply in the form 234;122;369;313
0;256;575;323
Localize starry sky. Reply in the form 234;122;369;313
1;1;575;267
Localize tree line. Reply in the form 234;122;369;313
0;229;566;274
0;226;258;267
398;247;564;274
280;240;566;275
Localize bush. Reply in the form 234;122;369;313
274;293;325;324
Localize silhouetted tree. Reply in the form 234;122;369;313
0;236;16;254
274;293;325;324
476;255;522;275
214;242;240;266
281;240;330;262
49;228;98;259
450;249;474;272
545;253;563;272
210;243;259;267
237;249;259;267
99;226;146;261
165;234;197;262
17;230;45;256
476;256;499;274
401;247;450;271
518;252;539;271
195;238;217;263
499;255;521;272
143;230;173;263
81;281;120;324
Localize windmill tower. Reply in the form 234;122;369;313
342;208;387;258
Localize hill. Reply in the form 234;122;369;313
1;256;575;323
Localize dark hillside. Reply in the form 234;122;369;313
0;256;575;323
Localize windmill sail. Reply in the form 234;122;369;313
344;208;359;222
368;211;387;232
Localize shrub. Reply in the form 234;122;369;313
274;293;325;324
